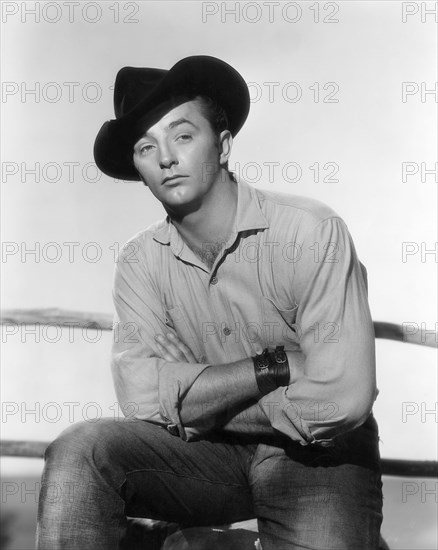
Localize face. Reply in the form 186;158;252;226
132;99;232;213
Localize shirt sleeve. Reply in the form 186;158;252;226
111;238;210;431
259;217;377;446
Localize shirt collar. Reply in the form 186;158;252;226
152;178;269;247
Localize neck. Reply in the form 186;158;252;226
168;173;238;249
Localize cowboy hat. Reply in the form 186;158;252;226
93;55;250;181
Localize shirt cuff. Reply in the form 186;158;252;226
259;387;335;447
158;361;211;441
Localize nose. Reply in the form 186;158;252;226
158;142;178;170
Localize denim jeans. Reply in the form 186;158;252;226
36;414;383;550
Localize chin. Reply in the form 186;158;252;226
165;190;202;211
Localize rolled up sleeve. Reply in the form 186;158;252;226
111;239;210;426
260;217;377;445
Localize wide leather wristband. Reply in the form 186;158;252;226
253;345;290;396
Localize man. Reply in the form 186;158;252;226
37;56;383;549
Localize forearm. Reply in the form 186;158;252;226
179;349;305;433
220;401;277;436
179;358;260;429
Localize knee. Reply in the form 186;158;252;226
44;419;117;467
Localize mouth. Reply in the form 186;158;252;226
161;175;188;185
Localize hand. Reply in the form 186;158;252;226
155;332;198;363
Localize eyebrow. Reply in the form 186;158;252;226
139;118;199;141
167;118;199;131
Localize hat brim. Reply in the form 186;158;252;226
93;56;250;181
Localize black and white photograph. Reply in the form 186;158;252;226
1;1;437;549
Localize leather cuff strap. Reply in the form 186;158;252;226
253;345;290;396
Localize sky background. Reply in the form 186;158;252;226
1;1;437;548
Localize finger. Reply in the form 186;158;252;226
183;347;198;363
166;333;198;363
155;334;186;361
155;341;180;362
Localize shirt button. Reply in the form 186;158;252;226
223;327;231;336
211;276;218;285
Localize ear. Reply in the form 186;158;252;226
218;130;233;166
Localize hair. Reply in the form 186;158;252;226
133;93;237;185
194;95;236;182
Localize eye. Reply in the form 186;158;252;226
176;134;192;142
134;141;154;155
139;144;154;154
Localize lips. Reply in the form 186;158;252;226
161;175;188;185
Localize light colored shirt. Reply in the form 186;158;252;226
111;178;377;445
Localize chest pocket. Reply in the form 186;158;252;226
261;296;301;350
164;304;205;362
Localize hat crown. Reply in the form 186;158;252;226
114;67;167;118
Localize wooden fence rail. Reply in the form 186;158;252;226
1;308;114;331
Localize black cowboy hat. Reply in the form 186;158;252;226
93;55;250;181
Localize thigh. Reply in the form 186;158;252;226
49;417;256;526
249;416;383;550
120;420;258;526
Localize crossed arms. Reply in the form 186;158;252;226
154;330;305;437
111;216;377;445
